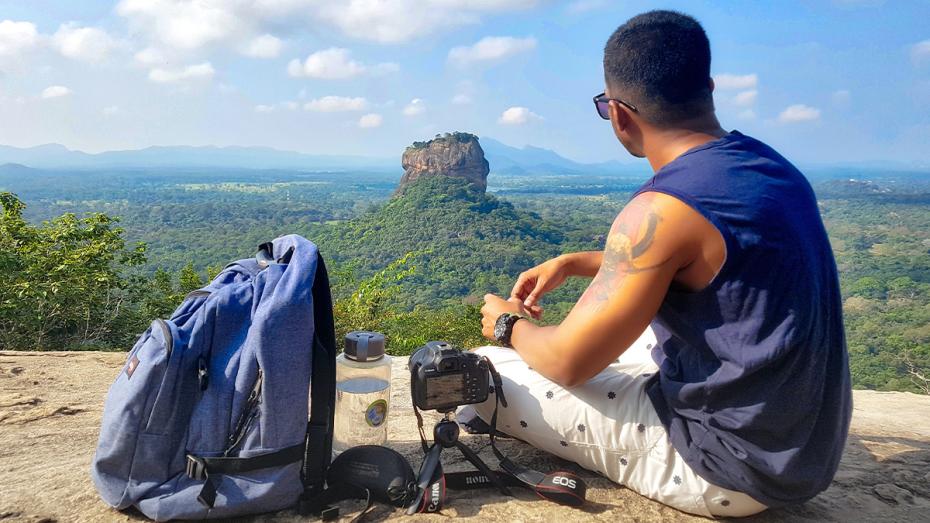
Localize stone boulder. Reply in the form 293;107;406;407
398;132;490;194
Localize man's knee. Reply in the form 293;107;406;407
470;345;526;374
470;345;505;356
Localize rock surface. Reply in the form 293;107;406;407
398;133;490;194
1;351;930;522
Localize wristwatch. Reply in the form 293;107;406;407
494;313;525;348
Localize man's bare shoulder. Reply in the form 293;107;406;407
611;191;707;264
629;190;726;289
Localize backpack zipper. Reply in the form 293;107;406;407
224;369;264;456
155;318;173;357
185;290;212;300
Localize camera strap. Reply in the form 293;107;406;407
484;360;587;507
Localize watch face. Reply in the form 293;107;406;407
494;314;509;341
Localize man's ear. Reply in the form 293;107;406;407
609;100;633;135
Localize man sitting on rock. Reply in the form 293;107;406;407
466;10;852;518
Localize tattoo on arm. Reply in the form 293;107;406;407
578;198;663;310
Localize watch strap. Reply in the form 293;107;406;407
496;313;525;348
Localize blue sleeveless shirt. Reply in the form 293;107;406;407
633;131;852;507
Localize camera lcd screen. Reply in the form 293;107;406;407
425;374;465;404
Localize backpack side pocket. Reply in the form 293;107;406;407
91;319;176;508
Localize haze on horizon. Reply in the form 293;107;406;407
0;0;928;166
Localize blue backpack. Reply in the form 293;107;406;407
91;235;337;520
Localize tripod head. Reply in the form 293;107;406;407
433;414;460;448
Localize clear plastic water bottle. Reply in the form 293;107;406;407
332;331;392;455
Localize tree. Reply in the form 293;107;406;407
0;192;145;349
903;346;930;395
849;276;885;299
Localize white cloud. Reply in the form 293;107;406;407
287;48;397;79
0;20;39;56
304;96;368;112
832;89;852;106
778;104;821;123
134;46;166;66
242;34;282;58
403;98;426;116
41;85;72;99
117;0;292;70
714;73;758;90
52;23;117;62
117;0;242;51
732;89;758;107
148;62;215;83
448;36;536;66
316;0;539;44
738;109;756;120
114;0;540;62
498;106;542;125
315;1;457;44
358;113;383;128
910;39;930;66
103;105;120;115
254;100;301;112
452;94;472;105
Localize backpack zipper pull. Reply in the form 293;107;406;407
225;369;264;455
198;357;209;391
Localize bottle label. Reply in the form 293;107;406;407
365;399;388;427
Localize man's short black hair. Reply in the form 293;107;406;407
604;10;713;126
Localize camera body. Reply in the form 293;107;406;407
409;341;490;412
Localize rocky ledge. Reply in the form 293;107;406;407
397;132;490;195
1;351;929;522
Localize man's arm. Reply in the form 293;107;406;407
504;192;700;387
560;251;603;278
509;251;603;315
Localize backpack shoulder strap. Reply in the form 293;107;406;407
303;252;337;496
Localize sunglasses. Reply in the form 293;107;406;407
593;92;638;120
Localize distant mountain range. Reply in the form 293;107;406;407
0;139;636;175
479;138;631;175
0;143;392;171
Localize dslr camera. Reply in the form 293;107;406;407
408;341;491;412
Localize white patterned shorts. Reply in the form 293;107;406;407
462;327;768;518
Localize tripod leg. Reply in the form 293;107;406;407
407;443;443;514
455;441;512;496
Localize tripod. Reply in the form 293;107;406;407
406;411;512;514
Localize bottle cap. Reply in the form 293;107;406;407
344;331;386;362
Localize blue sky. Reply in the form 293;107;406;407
0;0;928;166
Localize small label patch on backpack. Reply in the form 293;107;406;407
126;356;140;379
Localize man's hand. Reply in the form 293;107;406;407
511;252;602;318
480;294;528;341
510;257;570;315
